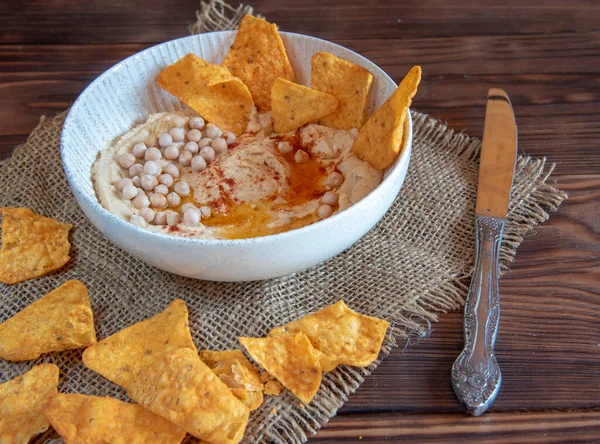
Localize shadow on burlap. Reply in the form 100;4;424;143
0;1;566;443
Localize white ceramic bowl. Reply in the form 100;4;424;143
61;31;412;282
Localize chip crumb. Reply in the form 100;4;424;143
264;379;284;397
269;407;278;416
359;436;363;440
260;371;272;384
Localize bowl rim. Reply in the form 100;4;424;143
61;30;411;246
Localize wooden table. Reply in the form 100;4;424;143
2;0;599;441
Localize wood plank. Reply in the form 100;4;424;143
1;0;599;44
313;410;600;443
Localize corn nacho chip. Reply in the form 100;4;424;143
270;300;389;372
0;280;96;361
271;78;339;133
0;207;72;285
0;364;59;444
128;348;249;444
240;332;322;404
200;349;264;411
311;52;374;130
157;53;253;135
82;299;196;388
351;66;421;170
44;394;186;444
222;15;295;111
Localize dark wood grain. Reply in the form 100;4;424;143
313;410;600;443
1;0;599;441
2;0;599;44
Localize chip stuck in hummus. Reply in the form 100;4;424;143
221;14;295;111
157;53;253;136
91;14;420;241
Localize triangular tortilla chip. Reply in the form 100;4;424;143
270;300;389;372
200;349;264;411
311;52;374;130
240;332;322;404
351;66;421;170
44;394;186;444
0;364;59;443
271;78;339;133
0;207;72;284
82;299;197;388
128;348;249;443
222;15;295;111
0;280;96;361
157;53;253;136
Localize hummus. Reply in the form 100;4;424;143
92;110;382;240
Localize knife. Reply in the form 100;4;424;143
451;88;518;416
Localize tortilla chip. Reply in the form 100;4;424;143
199;349;264;411
222;15;295;111
44;394;186;444
157;53;253;136
0;364;59;443
270;300;390;372
310;52;374;130
264;380;284;397
82;299;197;388
240;332;322;404
0;280;96;361
0;207;72;285
271;78;338;133
128;348;249;444
351;66;421;170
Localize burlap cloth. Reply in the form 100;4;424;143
0;2;566;443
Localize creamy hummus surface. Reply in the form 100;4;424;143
92;109;382;240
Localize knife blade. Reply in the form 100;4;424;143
451;88;518;416
476;89;518;219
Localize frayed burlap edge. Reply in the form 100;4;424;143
190;0;263;35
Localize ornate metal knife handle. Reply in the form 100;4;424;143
452;215;503;416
